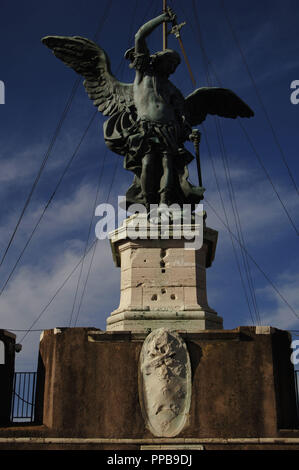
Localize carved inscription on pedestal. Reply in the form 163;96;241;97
138;328;191;437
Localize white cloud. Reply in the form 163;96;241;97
248;270;299;330
0;178;109;264
0;148;42;184
1;237;120;370
0;141;63;186
0;175;122;369
202;155;299;245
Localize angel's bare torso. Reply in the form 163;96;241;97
134;73;183;123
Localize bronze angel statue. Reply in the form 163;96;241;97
42;8;254;211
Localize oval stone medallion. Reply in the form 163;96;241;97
138;328;191;437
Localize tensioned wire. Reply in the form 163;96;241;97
219;0;299;201
190;0;284;325
0;111;97;298
10;1;299;340
19;1;299;338
176;0;261;325
0;0;113;272
189;0;296;322
72;0;161;327
0;0;113;294
175;0;297;324
204;197;299;321
194;0;298;236
0;0;156;303
16;0;159;339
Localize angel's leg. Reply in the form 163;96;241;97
141;153;158;209
159;151;174;205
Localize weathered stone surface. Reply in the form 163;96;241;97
139;329;191;437
107;220;222;332
106;310;222;332
29;327;298;439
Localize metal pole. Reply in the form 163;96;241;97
163;0;168;50
168;20;196;87
189;129;203;187
176;36;196;87
10;372;16;423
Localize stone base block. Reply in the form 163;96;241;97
106;309;223;332
107;220;221;332
32;326;298;439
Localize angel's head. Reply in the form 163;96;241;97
151;49;181;76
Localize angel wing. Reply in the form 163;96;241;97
42;35;134;117
184;87;254;126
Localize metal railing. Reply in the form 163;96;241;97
295;370;299;425
10;372;37;423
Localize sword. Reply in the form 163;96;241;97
163;0;168;50
168;10;196;87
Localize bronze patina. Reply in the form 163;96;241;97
42;8;254;211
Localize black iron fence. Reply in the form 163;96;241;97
10;372;37;423
295;370;299;423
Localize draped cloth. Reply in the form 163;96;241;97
103;110;204;208
102;50;203;208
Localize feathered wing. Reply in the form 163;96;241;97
42;35;134;116
184;87;254;126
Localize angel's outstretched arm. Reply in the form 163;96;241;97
135;9;175;53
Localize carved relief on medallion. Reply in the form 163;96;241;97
138;328;191;437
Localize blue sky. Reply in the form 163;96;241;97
0;0;298;370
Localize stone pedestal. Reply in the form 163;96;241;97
106;216;223;332
0;326;298;450
32;327;298;440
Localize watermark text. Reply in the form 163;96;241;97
291;340;299;365
290;80;299;104
95;197;203;249
0;80;5;104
